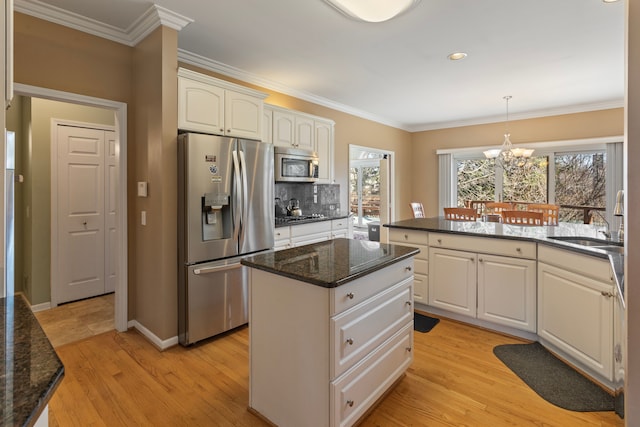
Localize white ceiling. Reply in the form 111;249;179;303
15;0;625;131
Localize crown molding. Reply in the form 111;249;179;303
177;49;408;131
408;99;625;132
14;0;192;47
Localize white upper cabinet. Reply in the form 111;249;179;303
295;115;314;150
272;109;295;147
266;104;335;183
178;68;267;141
314;119;334;183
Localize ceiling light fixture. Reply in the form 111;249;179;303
323;0;421;23
448;52;467;61
483;96;534;167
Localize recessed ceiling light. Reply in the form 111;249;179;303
323;0;421;23
602;0;620;3
448;52;468;61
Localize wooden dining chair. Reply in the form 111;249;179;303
502;210;544;226
485;202;515;215
527;203;560;225
444;207;478;221
410;202;425;218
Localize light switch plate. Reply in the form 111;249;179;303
137;181;148;197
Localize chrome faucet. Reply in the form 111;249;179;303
590;210;610;239
614;190;624;241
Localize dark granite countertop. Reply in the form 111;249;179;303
1;295;64;427
385;217;625;305
241;238;419;288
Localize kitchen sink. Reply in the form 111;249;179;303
548;236;624;254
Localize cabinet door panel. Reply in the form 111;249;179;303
538;262;613;379
178;77;224;134
295;116;314;150
273;111;295;147
428;248;476;317
315;120;333;183
225;91;263;140
477;255;536;332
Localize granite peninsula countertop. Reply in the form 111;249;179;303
1;295;64;427
241;238;419;288
385;217;625;306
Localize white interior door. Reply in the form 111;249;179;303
56;125;114;304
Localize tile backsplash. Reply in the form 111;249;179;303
274;183;341;218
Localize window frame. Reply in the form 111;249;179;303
437;137;623;226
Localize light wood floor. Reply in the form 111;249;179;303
34;293;115;348
46;312;623;427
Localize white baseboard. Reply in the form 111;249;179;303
128;320;179;350
28;297;52;313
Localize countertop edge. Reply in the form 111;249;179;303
24;367;65;427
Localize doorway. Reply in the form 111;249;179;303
349;145;393;242
13;83;128;333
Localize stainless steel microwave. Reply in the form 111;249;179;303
274;147;319;182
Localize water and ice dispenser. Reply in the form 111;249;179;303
202;192;231;241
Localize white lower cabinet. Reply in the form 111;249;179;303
538;245;615;382
273;226;291;250
427;232;537;332
428;247;477;317
249;259;414;427
388;229;429;304
477;254;537;332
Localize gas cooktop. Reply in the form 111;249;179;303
275;214;326;225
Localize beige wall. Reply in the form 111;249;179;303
132;26;179;341
412;108;624;217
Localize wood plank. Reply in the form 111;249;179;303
47;316;623;427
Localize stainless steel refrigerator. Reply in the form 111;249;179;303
178;133;274;345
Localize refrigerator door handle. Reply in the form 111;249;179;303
193;262;241;275
238;149;249;248
232;147;242;242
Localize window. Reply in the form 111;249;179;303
452;148;610;224
555;152;606;223
456;158;495;207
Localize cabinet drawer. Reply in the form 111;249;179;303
273;226;291;240
429;232;536;259
330;259;414;315
331;323;413;427
538;245;613;283
331;278;413;378
389;229;429;246
290;221;331;237
332;218;349;230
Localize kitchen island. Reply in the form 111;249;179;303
1;295;64;427
241;238;419;427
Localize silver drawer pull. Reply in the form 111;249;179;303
601;291;614;298
405;266;412;272
346;338;354;345
347;400;354;407
405;301;412;307
346;292;355;299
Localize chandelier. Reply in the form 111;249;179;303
483;96;534;167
